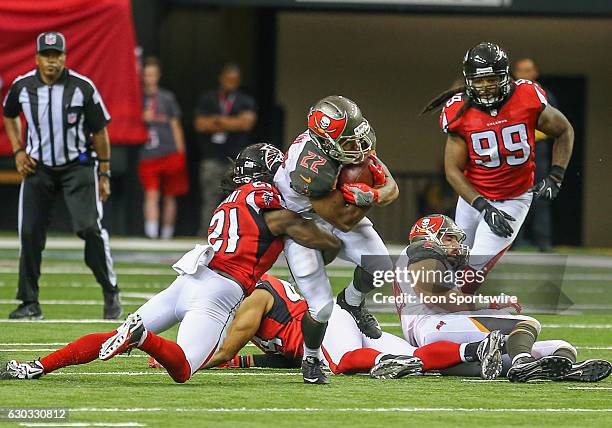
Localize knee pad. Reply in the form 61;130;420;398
308;299;334;323
511;319;541;339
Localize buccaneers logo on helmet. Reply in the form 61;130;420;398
307;109;348;141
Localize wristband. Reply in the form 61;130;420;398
97;158;110;163
471;196;488;212
98;171;112;178
13;148;25;156
549;165;566;182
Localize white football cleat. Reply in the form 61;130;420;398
477;330;504;380
6;360;44;379
99;313;147;361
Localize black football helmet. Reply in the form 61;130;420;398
307;95;376;165
463;42;511;107
232;143;285;185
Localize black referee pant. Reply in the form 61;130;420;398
17;161;118;303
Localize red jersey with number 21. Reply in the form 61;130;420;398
440;80;548;200
207;182;285;295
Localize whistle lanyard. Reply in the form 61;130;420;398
218;91;236;117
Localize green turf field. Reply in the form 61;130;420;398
0;248;611;427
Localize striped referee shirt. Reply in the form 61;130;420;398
2;68;111;167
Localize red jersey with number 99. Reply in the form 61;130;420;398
440;80;548;200
207;182;285;295
251;274;307;360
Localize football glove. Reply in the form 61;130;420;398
368;156;387;187
472;196;516;238
489;294;522;314
341;183;379;206
530;165;565;200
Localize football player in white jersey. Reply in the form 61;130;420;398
274;95;399;384
394;214;611;382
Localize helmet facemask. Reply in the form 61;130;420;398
464;71;511;107
322;119;374;165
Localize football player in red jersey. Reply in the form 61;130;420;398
5;144;342;383
421;42;574;293
199;274;507;380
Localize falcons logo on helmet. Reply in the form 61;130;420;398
260;144;284;171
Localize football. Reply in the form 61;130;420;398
337;156;376;187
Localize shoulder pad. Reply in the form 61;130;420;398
244;183;284;212
514;80;548;110
406;240;449;266
289;139;339;198
440;93;467;133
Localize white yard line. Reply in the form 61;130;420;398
48;372;299;377
63;407;612;413
566;387;612;391
0;300;145;305
379;322;612;329
19;423;145;427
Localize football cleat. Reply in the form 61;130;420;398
302;356;329;385
507;355;572;382
554;359;612;382
8;302;43;320
336;290;382;339
370;355;423;379
103;291;123;320
99;313;147;361
477;330;504;380
5;360;44;379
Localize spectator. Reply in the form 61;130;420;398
138;57;188;239
513;58;558;252
194;63;257;233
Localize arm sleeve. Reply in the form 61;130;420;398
84;83;111;132
2;83;22;118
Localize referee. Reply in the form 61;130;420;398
2;32;122;320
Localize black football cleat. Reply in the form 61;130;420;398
507;355;572;382
99;313;146;360
370;355;423;379
103;290;123;320
336;290;382;339
476;330;504;380
302;356;329;385
555;359;612;382
9;302;43;320
5;360;44;379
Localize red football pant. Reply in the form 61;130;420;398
414;341;463;371
39;331;116;373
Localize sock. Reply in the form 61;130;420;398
461;341;482;362
333;348;381;375
344;282;365;306
507;321;539;362
160;225;174;240
413;341;462;371
303;345;322;360
139;332;191;383
301;313;327;360
553;348;577;363
39;331;116;373
144;220;159;239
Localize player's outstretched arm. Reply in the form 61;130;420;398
530;105;574;200
265;208;343;254
202;289;273;369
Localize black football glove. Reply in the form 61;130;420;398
472;196;516;238
530;165;565;200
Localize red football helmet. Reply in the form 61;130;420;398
409;214;470;265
